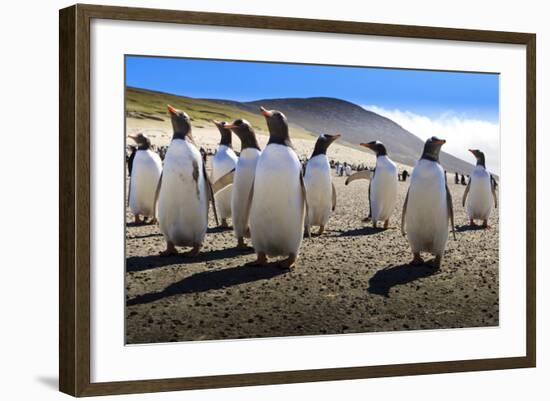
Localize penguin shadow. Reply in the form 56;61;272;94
454;224;487;232
126;221;155;228
207;226;233;234
126;247;254;273
126;263;286;306
367;263;439;297
336;226;385;237
127;232;163;240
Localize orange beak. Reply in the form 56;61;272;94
260;106;273;118
128;134;138;141
360;142;373;149
167;104;178;114
223;123;237;129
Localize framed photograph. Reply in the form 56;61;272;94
59;4;536;397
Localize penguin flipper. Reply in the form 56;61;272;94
331;182;337;211
128;179;132;207
401;188;409;236
344;170;372;186
368;179;372;220
446;183;456;240
203;164;219;226
212;168;236;194
490;175;498;208
153;172;163;216
300;172;310;238
462;177;471;207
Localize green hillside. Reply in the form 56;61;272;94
126;87;315;140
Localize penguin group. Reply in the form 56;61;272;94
128;104;498;270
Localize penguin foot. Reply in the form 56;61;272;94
430;256;442;270
317;225;325;236
220;219;230;229
362;216;371;222
246;253;267;267
148;217;158;225
134;215;144;225
482;220;490;229
410;253;424;265
278;254;297;270
182;244;201;258
469;219;476;226
383;220;390;229
159;242;178;257
236;238;253;252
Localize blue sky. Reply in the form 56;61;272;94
126;55;499;122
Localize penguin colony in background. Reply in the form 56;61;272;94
128;104;497;270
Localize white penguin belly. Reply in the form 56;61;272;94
231;148;261;238
405;160;449;256
250;145;305;257
466;166;493;220
370;156;398;223
212;145;238;220
304;154;333;227
157;139;208;247
129;150;162;217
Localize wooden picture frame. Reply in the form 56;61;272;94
59;3;536;397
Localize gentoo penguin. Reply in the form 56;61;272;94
127;133;162;224
304;134;340;236
462;149;498;228
211;120;238;228
401;137;456;269
360;141;398;229
156;105;217;257
218;119;263;250
248;107;306;269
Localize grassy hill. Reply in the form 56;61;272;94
126;87;315;140
126;87;474;173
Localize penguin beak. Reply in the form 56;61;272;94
360;142;373;149
331;134;342;141
434;139;446;145
468;149;476;154
260;106;273;118
223;123;237;129
212;119;222;126
167;104;178;114
128;134;138;141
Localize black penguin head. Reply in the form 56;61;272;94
128;133;151;150
360;140;387;157
212;120;233;147
311;134;341;157
224;119;260;151
167;105;192;140
260;106;292;147
421;136;446;162
469;149;486;168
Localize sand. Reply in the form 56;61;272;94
125;132;499;343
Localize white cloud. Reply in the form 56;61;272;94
363;105;500;175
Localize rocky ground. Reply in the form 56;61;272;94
125;164;499;344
